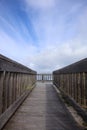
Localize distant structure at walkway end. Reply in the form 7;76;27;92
37;74;53;81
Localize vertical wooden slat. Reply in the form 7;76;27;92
69;74;71;97
74;73;76;101
17;73;19;96
73;73;76;100
2;72;10;112
12;73;15;102
73;73;75;99
68;74;70;96
0;71;5;114
0;72;2;114
15;73;17;100
9;73;13;105
2;71;8;112
78;73;81;105
7;72;10;108
19;73;21;96
83;72;86;107
13;73;17;101
85;73;87;107
81;73;83;105
72;73;73;98
67;74;69;96
76;73;78;103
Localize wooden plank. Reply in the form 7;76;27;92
74;73;77;102
0;54;36;74
7;72;10;108
78;73;81;105
9;73;13;105
84;73;87;107
0;72;5;114
13;73;16;102
71;73;74;98
67;74;69;96
82;72;86;107
0;88;34;130
70;74;72;97
2;71;7;112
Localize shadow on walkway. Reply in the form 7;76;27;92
45;83;82;130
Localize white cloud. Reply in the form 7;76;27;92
0;30;38;67
0;15;17;33
1;0;87;73
77;10;87;42
25;39;87;73
25;0;56;9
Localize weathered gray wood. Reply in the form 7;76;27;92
53;58;87;109
0;72;5;114
82;72;86;107
53;58;87;74
0;86;35;130
2;82;82;130
0;54;36;74
9;73;13;106
0;54;37;130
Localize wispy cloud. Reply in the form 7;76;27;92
25;0;56;9
26;40;87;73
0;29;38;64
0;0;87;73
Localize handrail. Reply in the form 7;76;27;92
0;54;37;130
53;58;87;109
0;54;36;74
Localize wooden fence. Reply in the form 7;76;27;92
37;74;53;81
0;54;36;129
53;58;87;109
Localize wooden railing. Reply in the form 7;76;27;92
0;54;36;129
53;58;87;109
37;74;53;81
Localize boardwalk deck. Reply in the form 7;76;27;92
2;82;83;130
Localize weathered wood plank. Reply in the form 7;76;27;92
0;54;37;130
0;72;5;114
2;83;82;130
0;87;35;130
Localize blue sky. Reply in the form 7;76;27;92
0;0;87;73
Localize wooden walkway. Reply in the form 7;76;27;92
2;82;83;130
